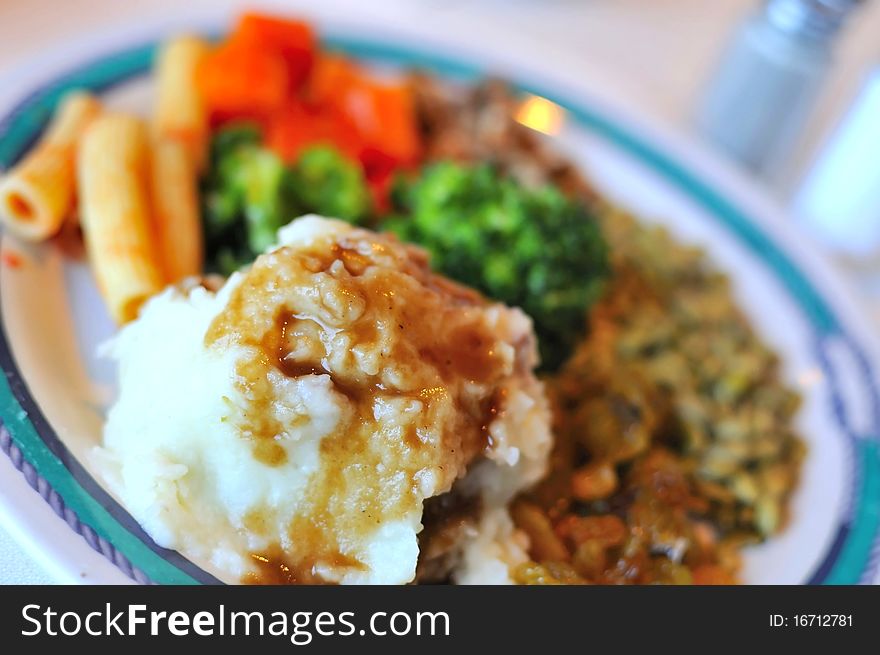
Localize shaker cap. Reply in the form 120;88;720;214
766;0;865;38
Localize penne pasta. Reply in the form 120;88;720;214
78;114;163;324
150;137;203;282
0;92;101;241
153;35;210;170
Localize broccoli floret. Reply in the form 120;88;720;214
385;162;608;370
209;123;262;160
289;146;371;223
202;123;297;272
202;123;263;240
235;148;296;253
207;143;295;260
202;127;372;274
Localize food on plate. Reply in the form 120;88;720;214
289;146;372;225
408;75;594;200
8;9;803;584
385;161;608;371
405;77;805;583
201;126;372;273
96;215;552;584
150;138;204;282
153;35;210;170
0;92;101;241
151;36;208;282
513;208;804;584
597;209;804;540
197;15;315;126
202;134;609;370
197;14;420;206
306;54;422;173
77;114;163;324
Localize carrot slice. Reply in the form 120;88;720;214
309;55;361;106
197;41;290;125
363;82;421;166
310;56;421;168
233;13;316;89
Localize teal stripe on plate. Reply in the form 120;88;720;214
0;369;199;584
826;441;880;584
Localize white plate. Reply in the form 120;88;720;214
1;16;878;585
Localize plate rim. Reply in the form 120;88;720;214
1;25;878;585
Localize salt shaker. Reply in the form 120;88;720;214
694;0;864;182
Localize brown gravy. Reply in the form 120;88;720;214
204;227;515;584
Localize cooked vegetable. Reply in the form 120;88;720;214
233;13;316;88
309;54;359;106
384;162;608;370
264;102;362;163
579;205;805;539
197;14;317;127
202;125;371;273
310;54;421;173
197;40;290;126
288;146;371;224
515;206;804;585
230;147;290;253
355;82;422;172
198;13;421;175
202;124;285;272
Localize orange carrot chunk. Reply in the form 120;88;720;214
360;82;421;166
233;13;316;90
310;56;422;169
197;41;290;126
309;55;360;107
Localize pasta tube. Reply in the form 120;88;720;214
0;92;101;241
153;35;210;170
78;114;163;324
150;137;203;282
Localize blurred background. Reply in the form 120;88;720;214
0;0;878;582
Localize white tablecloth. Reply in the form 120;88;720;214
0;530;54;584
1;0;879;584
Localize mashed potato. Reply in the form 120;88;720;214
96;215;551;584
